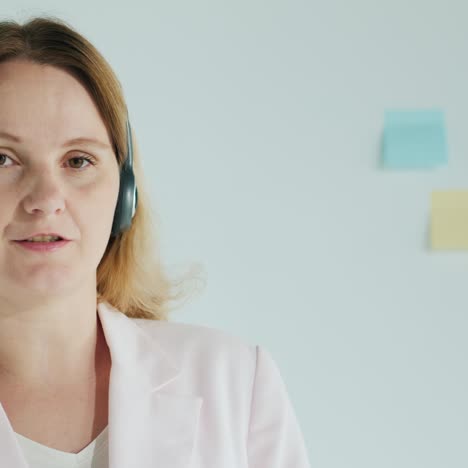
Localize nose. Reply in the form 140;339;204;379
22;171;66;216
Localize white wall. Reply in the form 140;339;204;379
4;2;468;466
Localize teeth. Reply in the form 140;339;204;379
26;235;61;242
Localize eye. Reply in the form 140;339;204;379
0;153;13;168
67;154;97;170
0;153;97;171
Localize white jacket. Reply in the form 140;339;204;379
0;300;311;467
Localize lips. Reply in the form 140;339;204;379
13;239;71;252
14;232;69;241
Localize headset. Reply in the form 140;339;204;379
110;117;138;238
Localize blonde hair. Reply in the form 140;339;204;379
0;15;205;320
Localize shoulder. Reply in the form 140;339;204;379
130;317;258;370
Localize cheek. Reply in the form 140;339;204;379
78;180;120;267
84;177;119;229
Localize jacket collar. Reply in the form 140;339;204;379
97;300;181;392
0;301;203;468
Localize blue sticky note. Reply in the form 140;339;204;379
382;109;448;169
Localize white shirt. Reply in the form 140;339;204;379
15;425;109;468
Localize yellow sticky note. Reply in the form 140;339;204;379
431;191;468;250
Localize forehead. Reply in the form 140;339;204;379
0;59;111;145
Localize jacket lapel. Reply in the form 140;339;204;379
99;301;203;468
0;404;29;467
0;301;203;468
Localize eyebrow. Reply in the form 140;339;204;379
0;131;111;150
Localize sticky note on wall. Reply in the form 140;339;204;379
383;109;448;168
431;191;468;250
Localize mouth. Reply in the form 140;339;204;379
15;239;65;243
12;239;71;252
14;234;68;242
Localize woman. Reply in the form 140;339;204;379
0;16;311;467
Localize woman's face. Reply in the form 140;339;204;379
0;58;120;300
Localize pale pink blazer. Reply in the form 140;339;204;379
0;301;311;467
